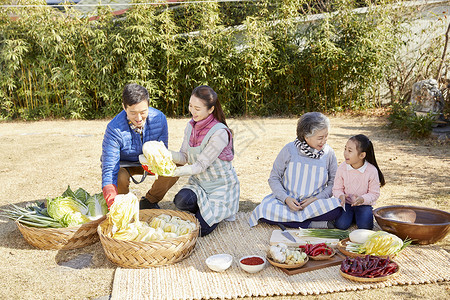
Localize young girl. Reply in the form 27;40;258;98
170;85;240;236
249;112;342;229
333;134;385;230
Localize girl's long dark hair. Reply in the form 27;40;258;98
191;85;227;127
350;134;385;187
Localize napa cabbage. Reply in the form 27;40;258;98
60;211;90;227
85;193;108;217
113;223;140;241
346;231;411;256
149;216;167;229
176;221;197;236
360;231;405;256
62;186;108;218
62;186;90;203
108;192;139;233
47;196;89;223
134;223;156;242
139;141;176;179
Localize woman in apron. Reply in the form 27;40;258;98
249;112;342;228
170;86;240;236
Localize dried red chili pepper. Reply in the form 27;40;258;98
341;255;398;278
310;247;326;256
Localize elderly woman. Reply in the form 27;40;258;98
249;112;342;228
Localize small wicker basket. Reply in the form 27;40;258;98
16;216;106;250
266;255;309;269
97;209;200;268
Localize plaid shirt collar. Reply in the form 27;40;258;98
127;118;144;135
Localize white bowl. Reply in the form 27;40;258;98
239;255;266;273
205;254;233;272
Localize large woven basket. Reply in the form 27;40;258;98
16;215;106;250
97;209;200;268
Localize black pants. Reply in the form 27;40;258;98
173;188;218;237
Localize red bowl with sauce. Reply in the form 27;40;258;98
239;255;266;273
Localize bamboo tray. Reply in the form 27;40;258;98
16;216;106;250
98;209;200;268
268;252;345;275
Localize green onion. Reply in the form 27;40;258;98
346;241;364;253
297;229;350;240
0;204;62;228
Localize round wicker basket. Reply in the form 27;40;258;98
16;216;106;250
339;263;400;283
308;248;336;261
266;256;309;269
97;209;200;268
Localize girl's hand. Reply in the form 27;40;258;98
299;197;317;209
285;197;301;211
339;195;346;207
352;196;364;206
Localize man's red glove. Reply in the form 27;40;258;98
142;164;155;175
102;184;118;210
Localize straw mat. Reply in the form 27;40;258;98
111;212;450;300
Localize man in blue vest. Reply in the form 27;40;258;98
101;83;178;209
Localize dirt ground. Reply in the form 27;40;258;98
0;114;449;300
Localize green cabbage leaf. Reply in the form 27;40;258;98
60;211;90;227
47;196;89;227
85;193;108;217
62;186;90;203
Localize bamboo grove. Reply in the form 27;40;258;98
0;0;410;120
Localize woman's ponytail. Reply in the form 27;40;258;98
350;134;385;187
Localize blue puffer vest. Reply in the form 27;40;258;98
101;107;168;188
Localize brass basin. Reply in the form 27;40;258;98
373;205;450;245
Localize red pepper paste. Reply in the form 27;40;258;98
241;256;264;265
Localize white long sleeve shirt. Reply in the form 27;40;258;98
171;124;230;175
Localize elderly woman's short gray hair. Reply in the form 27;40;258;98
296;112;330;141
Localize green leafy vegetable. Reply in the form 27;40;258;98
0;202;62;228
2;186;108;228
85;193;108;217
47;196;89;225
62;186;90;204
346;231;412;256
60;211;90;227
